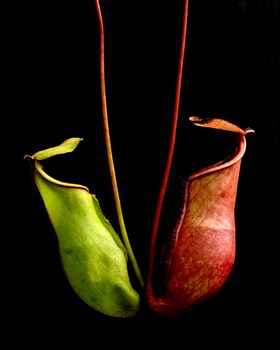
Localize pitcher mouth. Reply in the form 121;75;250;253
189;134;247;181
187;116;255;181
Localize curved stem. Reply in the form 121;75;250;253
147;0;189;291
94;0;144;288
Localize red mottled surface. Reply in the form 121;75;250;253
146;131;248;316
164;162;241;315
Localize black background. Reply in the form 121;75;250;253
7;0;279;347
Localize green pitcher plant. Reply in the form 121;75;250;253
25;0;254;317
25;138;140;317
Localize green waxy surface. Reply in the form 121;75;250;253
30;139;140;317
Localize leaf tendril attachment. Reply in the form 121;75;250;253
94;0;144;288
146;0;190;293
